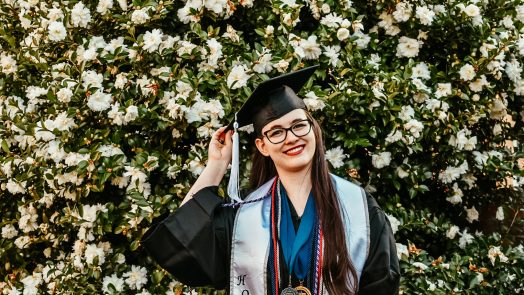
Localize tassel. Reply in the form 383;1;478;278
228;113;242;203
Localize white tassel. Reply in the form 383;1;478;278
228;114;242;203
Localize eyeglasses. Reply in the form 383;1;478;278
262;119;313;144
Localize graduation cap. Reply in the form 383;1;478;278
225;65;319;203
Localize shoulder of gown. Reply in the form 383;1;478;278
141;186;236;289
358;192;401;295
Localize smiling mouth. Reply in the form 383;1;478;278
284;144;305;155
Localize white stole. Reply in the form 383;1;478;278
229;174;370;294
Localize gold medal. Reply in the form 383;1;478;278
295;285;312;295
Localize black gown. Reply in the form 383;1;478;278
142;186;400;294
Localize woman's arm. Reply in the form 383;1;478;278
181;127;233;206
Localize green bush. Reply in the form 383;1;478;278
0;0;523;293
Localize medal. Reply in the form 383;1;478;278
295;285;312;295
281;287;299;295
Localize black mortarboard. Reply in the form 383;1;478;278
225;65;318;203
225;65;318;134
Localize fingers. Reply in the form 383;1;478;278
213;127;227;144
223;129;234;146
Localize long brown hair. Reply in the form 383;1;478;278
249;111;358;294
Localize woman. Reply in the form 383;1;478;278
142;67;400;294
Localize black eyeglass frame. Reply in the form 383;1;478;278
262;119;313;144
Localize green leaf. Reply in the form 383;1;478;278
1;140;9;153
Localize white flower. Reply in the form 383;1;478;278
6;179;26;194
411;62;430;80
124;105;139;123
82;70;104;90
353;32;371;49
294;35;322;60
415;6;435;25
114;73;128;89
517;5;524;23
87;90;112;111
378;12;401;36
396;243;408;259
465;206;479;223
399;105;414;121
227;65;251;89
372;151;392;169
403;119;424;138
265;25;274;35
131;8;150;24
117;0;128;10
0;53;18;74
303;91;325;111
396;36;421;58
459;64;476;81
489;97;507;120
320;13;343;28
102;274;125;293
47;7;64;21
496;206;504;221
26;86;48;100
123;166;147;184
463;4;480;17
274;60;289;73
386;214;400;234
85;243;106;265
97;0;113;15
446;183;463;204
53;111;77;131
435;83;452;98
412;262;428;271
123;265;148;290
469;75;489;92
323;45;341;67
505;59;522;83
177;0;202;24
206;38;223;67
253;52;273;74
204;0;227;14
14;236;31;249
97;144;124;157
108;103;125;125
393;2;412;22
47;21;67;41
449;129;477;151
386;130;403;143
458;229;474;249
336;28;350;41
188;158;205;176
439;161;468;183
488;246;509;266
446;225;460;239
56;88;73;103
21;273;42;295
395;166;408;179
70;2;92;28
1;224;18;239
325;146;346;168
142;29;163;53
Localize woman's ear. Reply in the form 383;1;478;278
255;137;270;157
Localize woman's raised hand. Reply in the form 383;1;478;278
208;126;233;167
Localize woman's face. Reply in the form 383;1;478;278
255;109;316;173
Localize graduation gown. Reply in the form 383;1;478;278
141;186;400;294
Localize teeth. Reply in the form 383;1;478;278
286;146;303;153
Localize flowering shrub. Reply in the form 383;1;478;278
1;0;523;294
